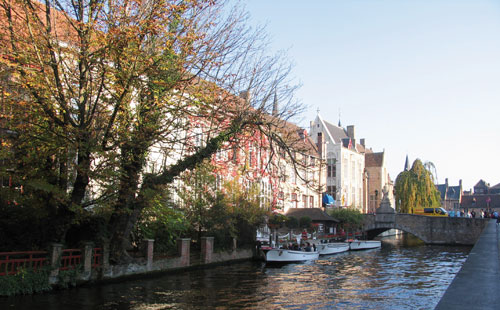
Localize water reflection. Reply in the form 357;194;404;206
0;234;470;310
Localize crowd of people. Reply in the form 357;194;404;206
452;209;498;219
280;242;317;252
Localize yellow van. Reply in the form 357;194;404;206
413;207;448;217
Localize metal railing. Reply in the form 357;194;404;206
0;251;49;276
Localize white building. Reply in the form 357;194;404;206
309;114;366;211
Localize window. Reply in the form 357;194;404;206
278;191;284;200
310;196;314;208
292;193;297;201
327;158;336;178
303;195;307;208
327;186;336;196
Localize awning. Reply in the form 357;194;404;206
322;193;335;205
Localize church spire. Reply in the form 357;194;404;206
404;155;410;171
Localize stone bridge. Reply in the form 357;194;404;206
362;195;489;245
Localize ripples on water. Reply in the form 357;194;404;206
0;234;470;310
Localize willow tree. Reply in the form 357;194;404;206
0;0;302;262
394;159;441;213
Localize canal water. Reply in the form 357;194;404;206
0;234;471;310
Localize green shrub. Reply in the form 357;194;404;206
0;267;52;296
58;265;82;289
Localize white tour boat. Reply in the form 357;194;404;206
347;240;381;251
314;242;350;255
264;248;319;263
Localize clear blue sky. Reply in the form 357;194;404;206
241;0;500;191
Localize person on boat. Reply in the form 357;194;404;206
304;242;312;252
312;243;317;252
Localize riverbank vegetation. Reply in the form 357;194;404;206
0;267;51;296
327;208;363;234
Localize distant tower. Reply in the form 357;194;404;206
404;155;410;171
272;90;278;116
338;109;342;127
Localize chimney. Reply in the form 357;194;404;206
297;129;307;140
272;90;278;116
445;178;448;186
360;138;365;147
239;91;251;102
317;132;323;158
347;125;355;139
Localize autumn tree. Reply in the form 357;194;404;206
0;0;302;262
394;159;441;213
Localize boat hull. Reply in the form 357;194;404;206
265;249;319;262
315;243;350;255
348;240;381;250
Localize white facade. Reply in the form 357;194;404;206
309;114;365;211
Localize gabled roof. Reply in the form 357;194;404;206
436;184;447;200
365;152;384;167
322;120;348;144
356;143;366;153
314;114;365;153
490;183;500;190
435;182;462;201
474;179;489;188
285;208;339;223
446;186;461;200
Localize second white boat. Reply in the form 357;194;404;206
264;249;319;262
347;240;381;250
315;242;350;255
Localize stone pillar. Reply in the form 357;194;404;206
81;242;94;280
177;238;191;267
49;243;63;285
102;240;110;271
144;239;154;271
232;238;237;252
201;237;214;264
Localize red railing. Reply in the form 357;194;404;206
0;251;48;276
0;247;103;275
92;248;102;268
59;249;82;270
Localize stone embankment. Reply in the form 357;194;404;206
435;220;500;310
52;237;254;285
